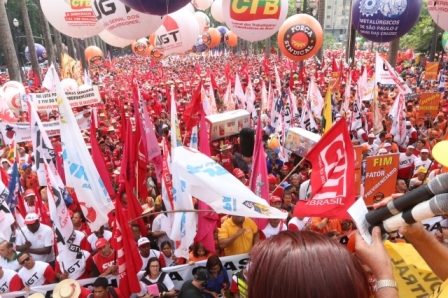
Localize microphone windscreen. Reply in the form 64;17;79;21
428;173;448;194
429;193;448;215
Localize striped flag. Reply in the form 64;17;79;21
439;63;446;93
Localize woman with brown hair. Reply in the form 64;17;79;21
189;242;213;264
248;229;398;298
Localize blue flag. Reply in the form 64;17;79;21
6;162;19;213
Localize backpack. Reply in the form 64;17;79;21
140;272;169;294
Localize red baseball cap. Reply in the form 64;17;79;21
95;238;108;250
268;174;277;184
270;196;282;204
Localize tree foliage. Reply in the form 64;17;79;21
400;1;443;53
323;33;337;50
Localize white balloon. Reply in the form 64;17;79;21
191;0;212;10
211;0;224;23
41;0;103;39
183;2;195;14
2;89;22;113
61;78;79;92
154;10;199;55
99;30;133;48
2;81;26;95
222;0;288;42
91;0;165;40
195;11;211;35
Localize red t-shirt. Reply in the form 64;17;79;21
92;251;116;276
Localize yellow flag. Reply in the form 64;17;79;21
322;85;332;135
385;241;442;298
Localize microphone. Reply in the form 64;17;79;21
371;193;448;234
365;173;448;225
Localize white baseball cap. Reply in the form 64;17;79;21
138;237;150;247
421;149;429;153
368;134;376;138
384;143;392;147
24;213;39;225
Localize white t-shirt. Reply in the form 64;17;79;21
58;230;85;257
367;143;379;156
299;180;311;201
56;250;90;280
15;224;55;262
399;153;416;170
262;222;287;238
152;215;173;250
413;158;432;176
288;217;310;231
0;252;21;272
18;261;53;287
137;272;175;296
0;268;22;292
87;230;112;253
140;250;161;271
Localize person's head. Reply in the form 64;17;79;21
416;139;426;150
268;174;277;190
406;146;415;156
385;133;393;143
429;131;438;140
137;237;151;257
94;226;105;238
368;134;376;144
231;215;246;225
269;218;281;228
341;219;354;232
280;165;289;176
387;231;400;243
290;174;300;186
92;277;111;298
206;255;223;274
95;238;113;257
71;211;84;226
1;159;10;170
161;241;173;257
24;213;40;233
417;167;427;181
283;192;293;206
420;149;429;160
131;224;141;242
247;231;371;298
0;241;13;258
396;179;408;193
17;251;34;270
192;267;211;289
145;257;162;277
192;242;209;258
24;189;36;205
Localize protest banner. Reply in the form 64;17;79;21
0;108;94;145
363;153;399;205
354;145;364;197
385;242;442;298
419;92;441;118
425;62;439;81
28;86;101;112
1;254;249;297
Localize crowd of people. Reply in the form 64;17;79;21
0;48;448;298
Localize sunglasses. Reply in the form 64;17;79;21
19;257;30;265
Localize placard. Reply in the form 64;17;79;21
206;109;250;141
419;92;441;118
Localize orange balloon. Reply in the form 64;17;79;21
202;28;221;49
148;45;164;61
224;31;238;47
277;14;323;61
84;46;103;65
132;39;149;56
149;33;156;47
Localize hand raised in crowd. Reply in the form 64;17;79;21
60;271;69;280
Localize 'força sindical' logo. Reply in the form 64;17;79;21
281;24;317;58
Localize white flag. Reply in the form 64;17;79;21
0;182;13;241
54;66;114;232
300;100;318;133
173;147;287;219
234;74;245;108
307;79;324;119
245;79;255;115
189;126;198;150
201;85;212;116
390;93;407;146
208;83;218;115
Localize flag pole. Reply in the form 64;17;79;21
270;157;306;195
129;209;217;224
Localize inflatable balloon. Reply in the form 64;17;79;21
119;0;190;16
195;11;211;35
225;31;238;47
267;134;280;154
61;78;79;92
2;81;26;95
352;0;422;43
222;0;288;42
216;26;229;43
98;30;133;48
148;45;165;60
132;39;150;56
91;0;165;40
277;14;323;61
211;0;224;23
25;44;47;63
183;2;195;14
442;31;448;53
41;0;103;38
2;89;22;113
193;36;208;52
191;0;212;11
84;46;104;65
202;28;221;48
154;10;199;55
429;0;448;31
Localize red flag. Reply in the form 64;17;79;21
90;114;115;198
210;73;218;90
263;55;270;75
110;197;143;298
249;117;270;230
182;82;203;131
293;118;355;219
133;119;149;200
119;119;136;189
241;63;249;82
224;63;231;82
195;62;202;76
195;106;217;253
125;181;146;237
119;102;127;143
289;71;295;89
